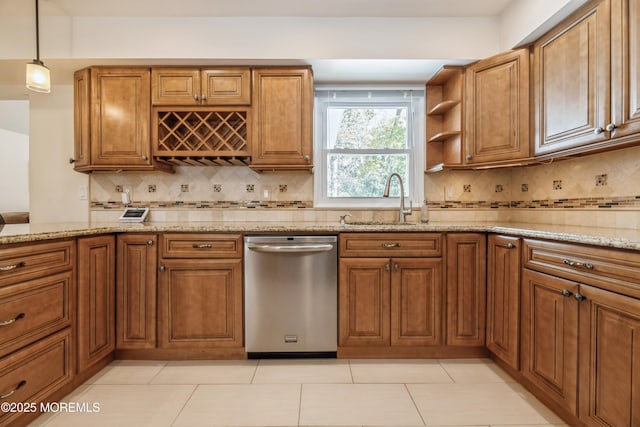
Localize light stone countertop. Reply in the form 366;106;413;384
1;220;640;251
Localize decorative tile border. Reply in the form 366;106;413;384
92;196;640;211
91;200;313;209
428;196;640;209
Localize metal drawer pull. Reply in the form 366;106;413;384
0;261;26;271
0;380;26;400
574;293;587;302
561;289;572;297
0;312;25;327
382;243;400;248
563;259;594;270
192;244;213;249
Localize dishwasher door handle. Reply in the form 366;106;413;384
247;244;334;253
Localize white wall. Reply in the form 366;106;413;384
0;100;29;212
28;86;89;223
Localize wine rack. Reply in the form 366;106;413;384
153;107;251;165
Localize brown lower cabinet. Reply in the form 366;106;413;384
157;258;243;349
521;269;579;416
156;234;244;353
77;235;116;373
577;284;640;427
116;234;157;349
338;233;486;358
486;234;520;370
521;238;640;426
338;257;443;350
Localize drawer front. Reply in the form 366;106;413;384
161;234;242;259
523;239;640;298
0;272;73;358
339;233;443;258
0;328;73;425
0;240;74;287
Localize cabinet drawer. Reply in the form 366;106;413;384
0;328;73;426
523;239;640;298
160;234;242;259
339;233;443;257
0;272;73;358
0;240;74;287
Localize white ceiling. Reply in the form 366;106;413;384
4;0;516;18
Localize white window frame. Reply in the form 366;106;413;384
313;86;425;208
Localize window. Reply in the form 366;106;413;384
314;88;424;208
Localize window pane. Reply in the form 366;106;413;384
327;153;409;197
328;107;408;149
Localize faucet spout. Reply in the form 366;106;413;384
383;173;412;223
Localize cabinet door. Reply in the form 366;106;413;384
116;234;157;350
91;68;152;166
486;235;520;369
465;49;530;164
73;68;91;170
611;0;640;138
521;269;579;415
77;235;115;373
151;68;200;105
251;67;313;170
445;234;486;346
391;258;443;346
201;68;251;105
578;284;640;427
534;1;611;156
338;258;390;347
158;259;243;349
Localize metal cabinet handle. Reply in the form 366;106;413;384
466;154;472;161
147;240;154;246
201;95;207;103
394;263;399;271
382;243;400;248
160;265;166;272
574;293;587;302
605;123;617;132
192;244;213;249
385;264;390;271
563;259;594;270
0;380;26;400
594;127;605;134
0;312;25;327
194;95;199;101
0;261;25;272
561;289;572;298
304;155;310;162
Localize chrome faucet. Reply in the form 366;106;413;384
383;173;412;223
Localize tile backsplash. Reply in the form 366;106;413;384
91;145;640;229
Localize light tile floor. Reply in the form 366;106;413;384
28;358;569;427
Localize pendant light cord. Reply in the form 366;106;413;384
35;0;41;62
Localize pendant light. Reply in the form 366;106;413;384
26;0;50;93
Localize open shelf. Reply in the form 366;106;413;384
427;100;460;116
425;66;465;171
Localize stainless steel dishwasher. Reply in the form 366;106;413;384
244;235;337;357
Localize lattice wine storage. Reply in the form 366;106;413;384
153;107;251;166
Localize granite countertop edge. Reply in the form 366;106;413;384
1;221;639;251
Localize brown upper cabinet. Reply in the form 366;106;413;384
73;67;173;173
250;67;314;172
151;67;251;106
534;0;640;158
465;49;531;165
